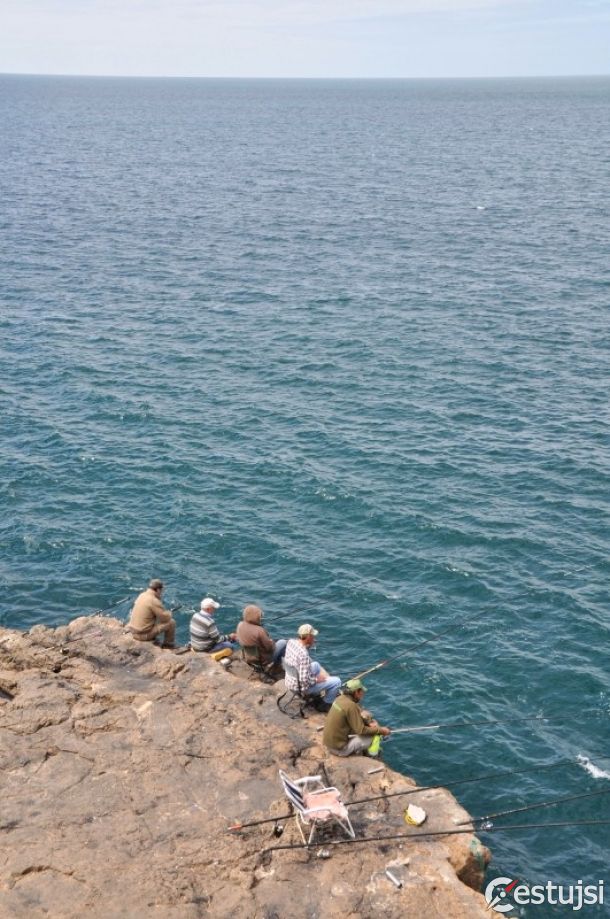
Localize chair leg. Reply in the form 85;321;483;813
277;691;308;719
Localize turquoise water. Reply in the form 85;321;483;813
1;75;609;914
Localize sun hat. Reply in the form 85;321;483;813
298;623;319;638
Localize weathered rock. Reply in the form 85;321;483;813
0;617;491;918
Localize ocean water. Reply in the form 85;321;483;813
1;74;609;915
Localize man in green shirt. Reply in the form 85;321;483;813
323;679;391;757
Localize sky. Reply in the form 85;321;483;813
1;0;609;79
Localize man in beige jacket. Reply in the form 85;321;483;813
128;579;176;648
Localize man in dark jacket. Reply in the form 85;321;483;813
323;679;391;757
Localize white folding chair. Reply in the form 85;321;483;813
278;769;355;845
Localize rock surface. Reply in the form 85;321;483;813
0;617;491;918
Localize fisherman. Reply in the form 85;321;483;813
283;624;341;710
323;679;391;757
190;597;238;653
127;579;176;649
236;604;287;668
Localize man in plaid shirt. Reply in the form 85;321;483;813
283;623;341;705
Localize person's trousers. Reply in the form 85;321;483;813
130;618;176;647
327;734;375;757
308;662;341;704
272;639;288;664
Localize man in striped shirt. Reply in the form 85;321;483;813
190;597;237;653
283;623;341;707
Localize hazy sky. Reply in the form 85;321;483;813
1;0;609;78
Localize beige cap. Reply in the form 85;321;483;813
298;623;319;638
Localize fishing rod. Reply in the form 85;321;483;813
227;753;610;832
458;786;610;828
59;630;104;650
388;714;549;734
90;595;131;616
351;606;489;681
262;819;610;854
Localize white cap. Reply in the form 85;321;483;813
298;623;319;638
201;597;220;612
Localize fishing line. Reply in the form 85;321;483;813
264;601;323;624
458;786;610;828
350;606;489;681
346;753;610;807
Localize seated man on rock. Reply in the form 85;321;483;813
127;579;176;649
323;678;391;757
236;604;287;672
190;597;237;653
283;623;342;711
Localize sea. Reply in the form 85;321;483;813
1;74;609;916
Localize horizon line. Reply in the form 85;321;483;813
1;71;609;82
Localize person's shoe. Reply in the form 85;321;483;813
161;643;176;650
311;698;332;713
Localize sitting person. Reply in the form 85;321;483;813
283;623;341;709
127;579;176;649
236;604;287;670
190;597;237;653
323;678;391;757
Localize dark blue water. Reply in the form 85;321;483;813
1;75;609;915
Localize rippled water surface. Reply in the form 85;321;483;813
1;75;609;915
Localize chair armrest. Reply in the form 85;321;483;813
307;786;340;798
294;775;323;787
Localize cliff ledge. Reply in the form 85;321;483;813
0;616;491;918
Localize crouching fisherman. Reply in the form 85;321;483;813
284;623;342;710
190;597;237;653
323;679;391;757
127;579;177;649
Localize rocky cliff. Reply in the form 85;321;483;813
0;616;491;918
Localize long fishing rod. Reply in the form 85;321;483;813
351;606;489;681
389;714;549;734
262;819;610;854
227;753;610;831
458;786;610;828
